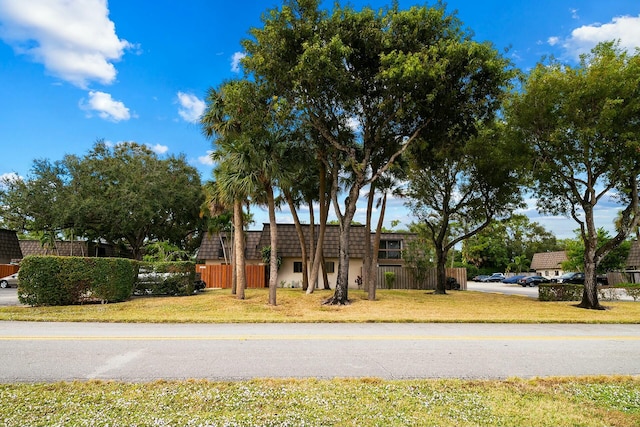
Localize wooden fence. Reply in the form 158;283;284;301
0;264;19;278
376;266;467;290
196;264;267;289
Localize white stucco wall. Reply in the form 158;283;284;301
278;258;363;289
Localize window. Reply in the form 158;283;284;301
378;240;402;259
293;262;303;273
324;261;335;273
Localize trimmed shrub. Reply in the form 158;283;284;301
538;283;584;301
18;256;136;306
134;261;196;296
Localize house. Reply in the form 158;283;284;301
19;240;125;258
626;240;640;270
0;229;22;264
197;224;418;289
530;251;568;278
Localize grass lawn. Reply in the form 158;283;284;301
0;288;639;323
1;377;639;426
1;289;638;426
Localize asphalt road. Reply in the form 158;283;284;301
1;321;639;382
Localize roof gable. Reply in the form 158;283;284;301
0;229;22;262
627;240;640;269
530;251;568;270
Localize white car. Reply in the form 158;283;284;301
0;273;19;288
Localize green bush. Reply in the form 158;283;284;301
134;261;196;296
18;256;136;306
538;283;584;301
384;272;396;289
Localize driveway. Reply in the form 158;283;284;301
0;288;19;306
467;280;539;298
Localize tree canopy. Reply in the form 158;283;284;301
507;42;640;309
242;0;516;303
0;141;204;260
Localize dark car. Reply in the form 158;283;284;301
552;272;608;285
502;275;526;284
517;276;550;287
483;273;505;282
553;272;584;284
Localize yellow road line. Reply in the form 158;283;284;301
0;335;638;341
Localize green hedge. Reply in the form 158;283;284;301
539;283;640;301
134;261;196;296
538;284;584;301
18;256;136;306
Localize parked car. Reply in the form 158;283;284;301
472;275;489;282
502;275;526;284
0;273;19;288
517;276;550;287
551;272;608;285
483;273;505;282
552;272;583;284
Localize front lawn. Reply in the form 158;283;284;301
1;288;639;323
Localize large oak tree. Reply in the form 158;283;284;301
243;0;514;304
507;42;640;309
1;141;204;260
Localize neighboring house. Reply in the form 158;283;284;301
197;224;417;289
0;229;22;264
19;240;124;258
530;251;568;278
626;240;640;270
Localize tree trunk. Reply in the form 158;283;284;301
321;252;330;290
305;200;315;292
307;171;329;295
234;198;246;300
434;246;448;295
285;190;309;291
324;184;359;305
363;183;375;294
368;191;387;301
578;235;603;310
266;185;278;306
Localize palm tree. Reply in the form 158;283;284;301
201;79;295;305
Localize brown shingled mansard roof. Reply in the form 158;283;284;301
197;224;417;262
0;229;22;262
530;251;568;270
627;240;640;270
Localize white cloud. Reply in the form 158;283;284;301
547;36;560;46
561;15;640;60
198;151;215;166
231;52;246;73
176;91;205;123
148;144;168;155
80;90;130;122
0;172;20;184
0;0;132;88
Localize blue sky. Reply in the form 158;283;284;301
1;0;639;238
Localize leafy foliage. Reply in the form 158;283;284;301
507;42;640;309
18;255;135;306
1;141;204;260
